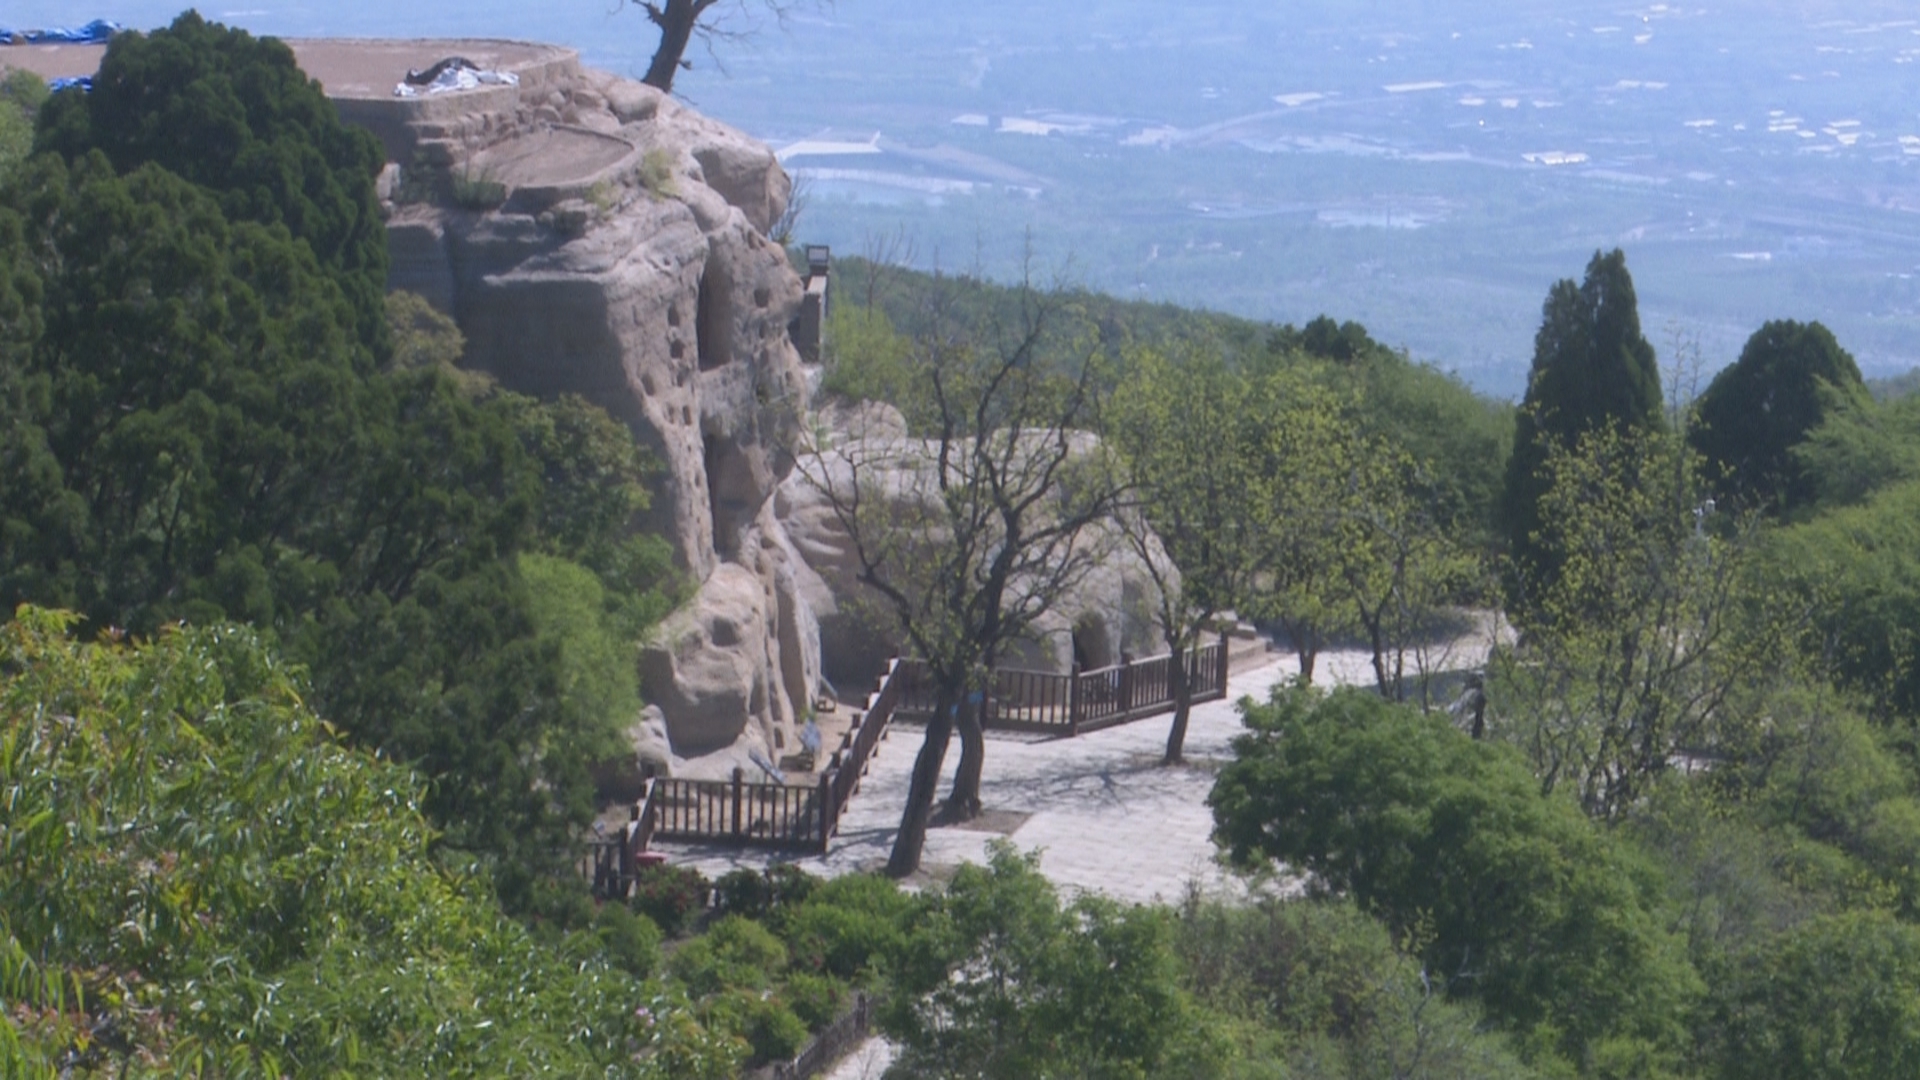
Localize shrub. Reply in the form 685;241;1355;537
632;864;710;935
670;915;789;997
594;903;664;979
716;864;821;921
706;990;809;1065
781;971;848;1032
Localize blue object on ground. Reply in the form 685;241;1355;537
47;76;94;93
0;20;122;46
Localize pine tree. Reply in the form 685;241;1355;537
1501;249;1663;603
1691;319;1866;513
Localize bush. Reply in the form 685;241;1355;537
632;864;710;936
670;915;789;997
779;873;915;981
717;864;823;922
706;990;809;1065
781;971;849;1032
595;903;664;979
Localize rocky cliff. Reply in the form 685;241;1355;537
339;42;816;779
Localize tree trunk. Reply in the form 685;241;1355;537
887;693;956;879
1163;645;1193;765
944;691;986;822
641;0;705;92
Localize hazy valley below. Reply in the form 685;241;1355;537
21;0;1920;393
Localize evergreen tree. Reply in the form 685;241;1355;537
1691;319;1866;513
34;11;390;355
1500;249;1662;602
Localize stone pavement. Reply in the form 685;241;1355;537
654;644;1393;904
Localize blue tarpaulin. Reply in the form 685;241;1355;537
47;76;93;93
0;20;121;46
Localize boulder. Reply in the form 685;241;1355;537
777;406;1172;686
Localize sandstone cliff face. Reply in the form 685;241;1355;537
375;50;817;779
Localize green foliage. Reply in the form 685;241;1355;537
1211;686;1700;1068
778;872;916;982
594;903;665;980
1793;391;1920;510
632;864;712;935
0;71;46;181
450;164;508;210
1271;315;1515;548
0;143;671;910
385;288;469;372
1173;893;1542;1080
0;608;739;1078
1492;423;1787;817
1502;249;1664;602
780;971;848;1031
35;12;390;353
640;148;679;199
820;302;916;417
714;864;820;921
706;990;809;1064
1691;320;1867;513
1768;478;1920;719
518;552;643;763
1704;910;1920;1080
884;842;1229;1080
669;915;789;997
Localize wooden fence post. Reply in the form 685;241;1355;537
1068;662;1081;736
1118;652;1134;718
731;767;744;840
818;771;833;852
1217;629;1230;693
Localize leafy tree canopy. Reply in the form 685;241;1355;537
0;49;673;907
0;608;737;1079
1211;686;1700;1069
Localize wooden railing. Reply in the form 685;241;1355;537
607;635;1230;864
893;633;1231;736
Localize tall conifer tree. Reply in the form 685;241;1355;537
1501;249;1662;602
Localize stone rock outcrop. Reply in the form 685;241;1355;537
359;43;818;779
776;404;1171;689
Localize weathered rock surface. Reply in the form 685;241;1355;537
776;405;1171;689
364;44;815;779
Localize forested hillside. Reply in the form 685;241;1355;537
12;13;1920;1080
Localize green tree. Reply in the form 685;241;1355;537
1210;686;1700;1069
1691;320;1867;513
0;70;47;181
1706;911;1920;1080
1107;342;1266;763
0;608;740;1078
1502;249;1663;604
884;842;1227;1079
35;12;390;353
796;275;1124;873
1490;424;1789;819
1172;895;1542;1080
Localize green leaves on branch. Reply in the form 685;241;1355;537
1211;686;1700;1071
1493;424;1790;819
0;610;735;1078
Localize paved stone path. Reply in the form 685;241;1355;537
655;644;1390;904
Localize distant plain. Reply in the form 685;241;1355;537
15;0;1920;394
